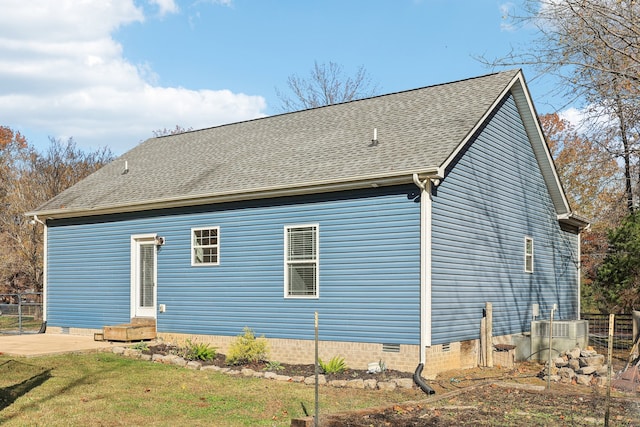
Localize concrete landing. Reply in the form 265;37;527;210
0;333;114;357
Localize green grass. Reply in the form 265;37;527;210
0;315;42;332
0;352;422;426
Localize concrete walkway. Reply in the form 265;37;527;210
0;333;114;357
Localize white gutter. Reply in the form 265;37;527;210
412;173;433;363
27;170;440;220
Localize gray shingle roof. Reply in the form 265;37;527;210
33;69;539;218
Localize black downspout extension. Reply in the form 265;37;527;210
38;321;47;334
413;363;436;394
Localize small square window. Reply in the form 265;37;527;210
524;236;533;273
192;227;220;266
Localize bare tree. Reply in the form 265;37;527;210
276;61;379;112
482;0;640;212
152;125;193;137
0;135;114;293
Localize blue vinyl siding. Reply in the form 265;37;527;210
46;187;422;344
430;94;579;344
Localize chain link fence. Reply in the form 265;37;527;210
0;293;44;335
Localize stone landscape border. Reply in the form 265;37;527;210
110;346;416;391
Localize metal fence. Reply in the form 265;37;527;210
581;313;639;351
0;293;44;335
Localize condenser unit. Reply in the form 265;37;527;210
530;320;588;361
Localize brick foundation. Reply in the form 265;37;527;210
52;327;518;377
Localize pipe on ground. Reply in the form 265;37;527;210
413;363;435;394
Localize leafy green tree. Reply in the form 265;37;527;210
593;212;640;313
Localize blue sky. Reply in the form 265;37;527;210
0;0;568;155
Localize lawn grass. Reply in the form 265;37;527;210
0;315;42;333
0;352;423;426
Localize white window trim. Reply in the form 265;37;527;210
191;226;220;266
284;223;319;299
524;236;534;273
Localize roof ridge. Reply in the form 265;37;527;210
157;68;522;140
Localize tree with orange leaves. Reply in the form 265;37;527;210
541;113;626;312
0;128;113;294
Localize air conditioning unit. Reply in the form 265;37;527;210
530;320;588;361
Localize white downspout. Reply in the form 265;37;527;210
33;215;47;323
412;173;432;363
577;229;581;319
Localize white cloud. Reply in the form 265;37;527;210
149;0;180;16
499;2;516;32
0;0;265;153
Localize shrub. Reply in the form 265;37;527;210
263;360;285;372
225;327;269;365
183;339;216;361
130;341;149;351
319;356;348;374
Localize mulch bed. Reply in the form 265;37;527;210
142;343;413;381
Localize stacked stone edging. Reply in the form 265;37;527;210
111;346;415;391
542;346;608;387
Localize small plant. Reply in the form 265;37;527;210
378;359;387;373
130;341;149;351
263;360;285;372
319;356;348;374
183;339;216;361
225;326;269;365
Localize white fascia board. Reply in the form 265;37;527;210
27;169;441;220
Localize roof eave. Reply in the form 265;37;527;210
27;169;442;221
558;212;590;231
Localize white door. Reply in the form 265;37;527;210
132;236;157;318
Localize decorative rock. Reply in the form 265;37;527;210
123;348;141;358
112;346;126;355
393;378;414;389
304;375;326;385
364;379;378;390
253;372;264;378
201;365;219;371
140;354;152;361
377;381;397;391
558;367;576;380
576;374;592;386
226;370;241;375
553;357;567;367
346;379;365;389
264;371;278;379
580;355;604;367
580;349;598;357
169;356;188;367
186;361;202;370
566;347;581;359
568;359;580;371
241;368;255;377
329;380;347;388
578;366;598;375
291;376;305;383
275;375;292;382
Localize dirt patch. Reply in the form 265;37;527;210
322;384;639;426
143;344;640;425
320;363;640;426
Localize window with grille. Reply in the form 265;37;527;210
285;224;318;297
192;227;220;266
524;236;533;273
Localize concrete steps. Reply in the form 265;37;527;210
103;317;156;341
